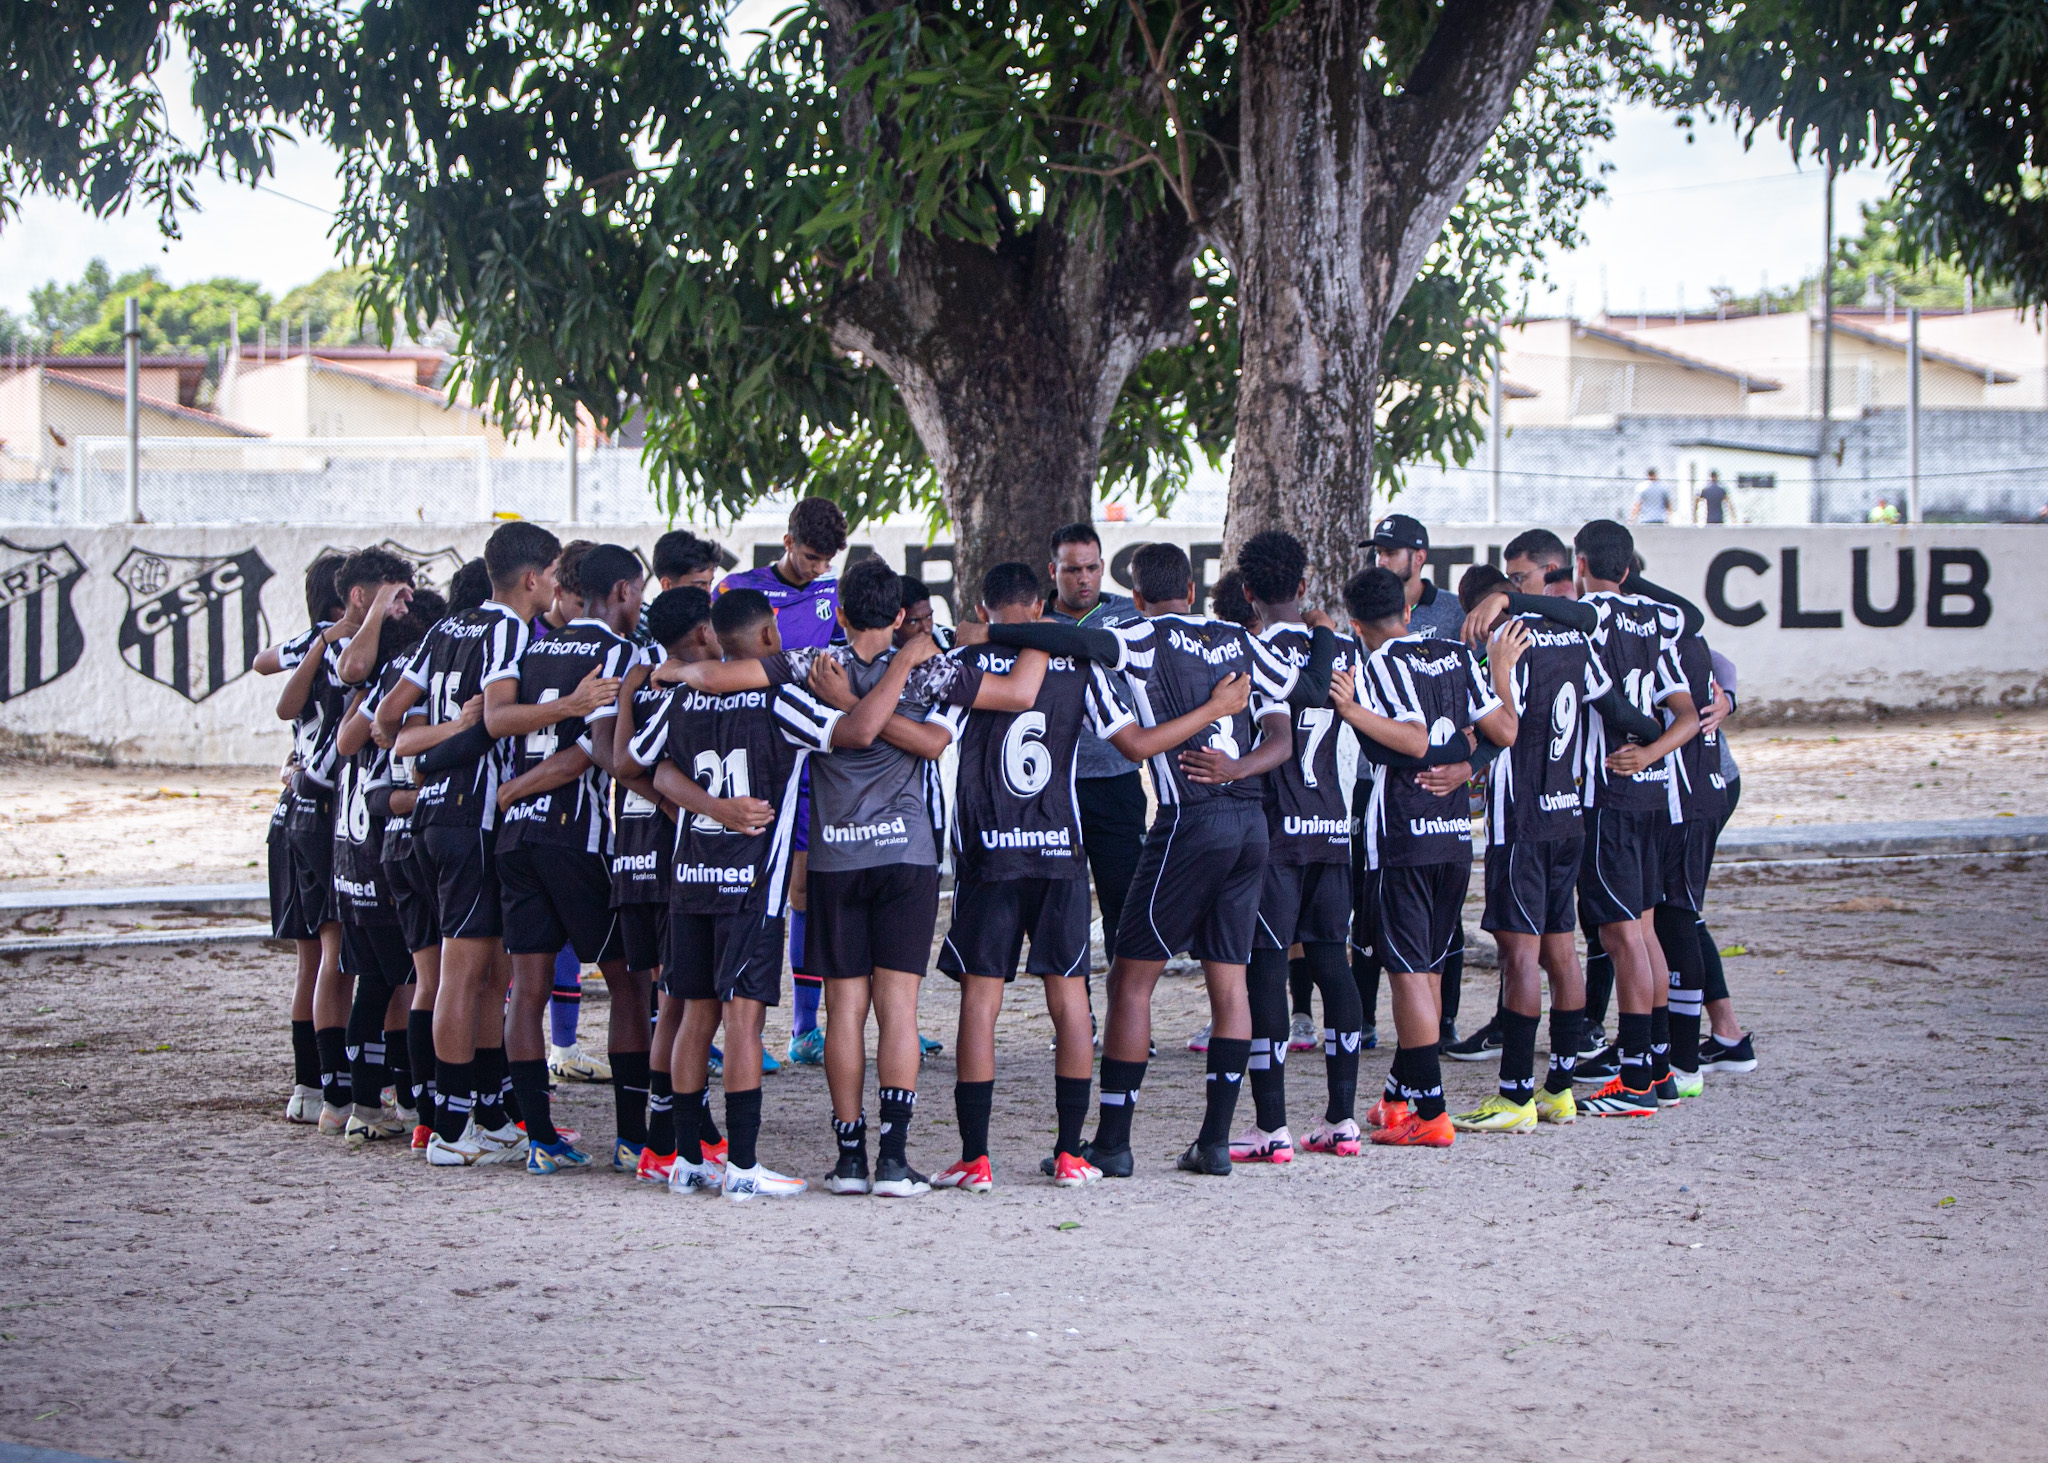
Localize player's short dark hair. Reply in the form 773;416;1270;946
447;558;491;614
404;586;447;631
648;586;713;649
838;557;902;630
577;544;643;607
1344;567;1407;627
788;497;848;556
898;577;934;608
485;521;563;588
1574;519;1634;582
378;587;443;663
553;539;597;596
1210;569;1257;628
652;530;722;581
1235;530;1305;605
709;587;773;642
1130;541;1192;604
1050;522;1100;556
1458;563;1509;612
980;562;1040;611
335;547;415;603
1502;528;1569;569
304;554;344;623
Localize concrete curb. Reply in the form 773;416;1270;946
1714;816;2048;862
0;1446;126;1463
0;926;275;956
0;882;268;914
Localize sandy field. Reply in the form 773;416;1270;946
3;848;2045;1461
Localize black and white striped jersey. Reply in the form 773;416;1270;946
1486;614;1611;846
1354;634;1502;870
1258;624;1360;866
495;619;635;856
399;601;528;831
923;645;1135;882
628;675;842;915
1671;633;1725;824
270;626;328;833
1579;592;1688;817
1109;613;1296;810
276;627;355;833
332;661;403;922
610;654;678;906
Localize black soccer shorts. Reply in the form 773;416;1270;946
616;901;667;974
938;875;1092;983
1658;815;1714;913
664;908;786;1006
806;864;941;980
497;843;623;962
1481;835;1583;937
414;825;503;942
340;920;416;989
384;847;441;955
269;821;336;940
1576;805;1664;929
1113;801;1269;966
1371;859;1471;975
1254;859;1351;950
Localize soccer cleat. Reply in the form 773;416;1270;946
516;1119;580;1146
1450;1094;1537;1133
786;1028;826;1067
1439;1019;1459;1049
1580;1077;1658;1117
1370;1112;1455;1147
827;1151;872;1195
668;1157;725;1193
932;1155;995;1193
723;1163;806;1201
1050;1151;1102;1188
760;1046;782;1075
1362;1026;1379;1051
394;1103;420;1127
1079;1140;1133;1179
1576;1029;1609;1063
919;1033;944;1057
1365;1096;1408;1131
1444;1017;1505;1062
1301;1119;1363;1156
426;1130;487;1167
1229;1125;1295;1164
1699;1033;1758;1073
1654;1075;1682;1106
547;1042;612;1083
473;1122;530;1164
410;1124;434;1151
1176;1140;1232;1176
286;1085;322;1124
1533;1087;1578;1125
1670;1067;1705;1100
635;1148;678;1187
1186;1023;1211;1054
872;1157;932;1198
318;1102;350;1136
1573;1044;1621;1083
699;1137;729;1168
707;1047;723;1078
527;1139;593;1175
1288;1013;1319;1052
344;1106;408;1147
611;1140;645;1174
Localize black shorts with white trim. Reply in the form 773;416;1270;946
806;863;941;979
664;907;785;1006
340;920;415;987
1371;860;1470;975
498;844;622;962
1253;860;1351;950
414;825;503;941
1113;801;1269;966
1657;813;1714;913
616;901;667;973
384;848;440;955
938;875;1092;983
1576;805;1665;929
1481;835;1582;937
268;821;336;940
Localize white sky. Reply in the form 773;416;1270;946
0;37;1893;325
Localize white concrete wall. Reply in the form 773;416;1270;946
0;521;2038;764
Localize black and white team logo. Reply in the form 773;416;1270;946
316;539;465;593
115;548;275;703
0;537;86;702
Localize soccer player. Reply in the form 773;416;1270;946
715;497;848;1068
491;543;638;1173
1696;648;1758;1073
896;578;954;651
1337;566;1520;1148
652;529;723;592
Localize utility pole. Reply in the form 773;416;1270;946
1487;332;1503;524
565;417;580;523
123;296;141;523
1907;306;1922;524
1816;154;1836;523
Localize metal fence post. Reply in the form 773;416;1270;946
1907;307;1922;525
123;297;141;523
566;420;580;523
475;439;493;520
1487;334;1503;524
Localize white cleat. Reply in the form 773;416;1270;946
426;1131;486;1167
472;1122;529;1165
723;1163;807;1201
285;1085;322;1124
317;1102;351;1136
548;1042;612;1083
1287;1013;1319;1052
1186;1023;1211;1054
668;1158;724;1194
345;1105;409;1147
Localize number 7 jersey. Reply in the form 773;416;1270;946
1257;623;1358;865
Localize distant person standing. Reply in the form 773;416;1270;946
1695;471;1735;525
1630;467;1673;525
1361;513;1464;639
1868;497;1902;525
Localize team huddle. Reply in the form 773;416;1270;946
262;499;1759;1200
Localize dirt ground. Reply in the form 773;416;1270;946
3;852;2044;1461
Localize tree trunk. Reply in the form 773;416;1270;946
1227;0;1552;607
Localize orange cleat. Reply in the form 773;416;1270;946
1050;1151;1102;1188
932;1155;995;1193
516;1120;580;1145
698;1137;729;1167
1369;1112;1455;1147
635;1148;679;1187
411;1125;433;1152
1366;1096;1409;1131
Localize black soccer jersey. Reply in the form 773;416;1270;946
629;677;842;915
400;601;528;831
279;631;356;833
1580;592;1687;817
332;663;404;921
496;619;635;856
1486;613;1612;846
1354;634;1503;870
1110;613;1297;810
1671;633;1725;822
922;645;1136;882
611;656;677;906
1258;624;1360;866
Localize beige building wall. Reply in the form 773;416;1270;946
1623;315;2000;415
218;357;504;451
1500;319;1758;425
0;369;260;474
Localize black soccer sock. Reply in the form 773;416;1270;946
1657;906;1706;1072
676;1090;707;1164
509;1059;557;1145
1618;1011;1653;1093
1247;948;1291;1132
1583;918;1613;1032
697;1089;723;1146
1352;946;1382;1033
1289;955;1314;1017
726;1088;763;1171
1399;1045;1445;1121
1545;1007;1583;1094
434;1058;472;1142
1054;1074;1092;1157
1248;1038;1288;1132
383;1028;410;1109
954;1079;994;1163
1196;1038;1251;1147
646;1071;676;1159
406;1011;436;1118
291;1018;320;1090
1093;1057;1147;1151
1698;917;1730;1004
611;1050;651;1148
1498;1009;1540;1104
345;978;390;1111
314;1026;350;1108
877;1087;916;1165
833;1113;867;1168
1439;941;1465;1033
1305;943;1361;1124
1650;1004;1672;1084
472;1046;509;1130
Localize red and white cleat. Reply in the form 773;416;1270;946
931;1155;995;1194
1050;1151;1102;1188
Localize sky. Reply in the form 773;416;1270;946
0;29;1893;326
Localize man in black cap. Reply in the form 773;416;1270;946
1362;513;1466;642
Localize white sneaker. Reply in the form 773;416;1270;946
394;1104;420;1127
1287;1013;1319;1052
668;1158;724;1194
548;1042;611;1083
345;1105;408;1147
317;1101;351;1136
1186;1023;1211;1054
285;1085;322;1124
470;1122;528;1165
426;1130;486;1166
380;1084;397;1108
723;1163;807;1201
